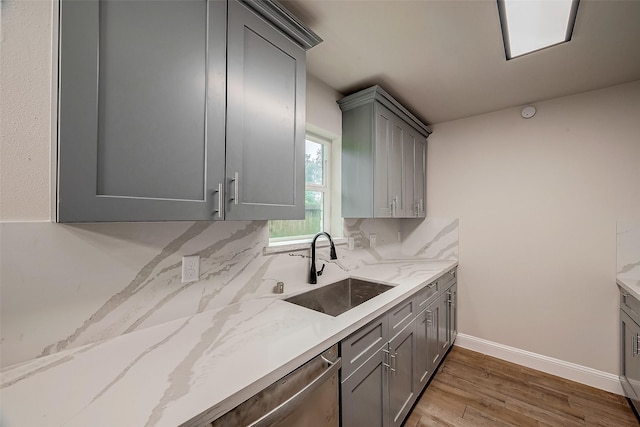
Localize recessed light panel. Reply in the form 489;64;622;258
498;0;580;59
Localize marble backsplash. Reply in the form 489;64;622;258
0;217;458;368
618;221;640;279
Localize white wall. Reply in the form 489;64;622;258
0;0;53;221
306;74;342;137
426;80;640;374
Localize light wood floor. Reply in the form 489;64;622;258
405;346;639;427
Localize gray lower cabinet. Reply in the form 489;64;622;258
341;318;418;427
620;289;640;413
447;282;458;346
415;297;442;391
57;0;320;222
388;319;419;427
341;268;457;427
341;346;389;427
339;85;431;219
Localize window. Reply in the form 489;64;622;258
498;0;580;60
269;133;332;241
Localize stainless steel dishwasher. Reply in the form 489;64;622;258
211;345;341;427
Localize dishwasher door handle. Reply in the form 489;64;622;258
248;356;342;427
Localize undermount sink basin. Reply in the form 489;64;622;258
285;278;393;317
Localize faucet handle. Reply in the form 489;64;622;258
330;246;337;260
317;263;326;277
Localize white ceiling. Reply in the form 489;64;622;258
282;0;640;124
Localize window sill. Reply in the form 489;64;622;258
264;237;347;255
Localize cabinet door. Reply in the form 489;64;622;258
402;126;416;218
341;347;389;427
226;0;306;220
621;311;640;400
414;308;433;391
58;0;226;222
446;282;458;347
427;297;443;371
373;104;394;217
388;319;418;427
389;117;405;217
438;292;450;353
414;135;426;217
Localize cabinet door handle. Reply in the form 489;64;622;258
635;334;639;357
428;281;437;289
232;172;239;205
390;353;397;373
213;183;223;218
382;348;391;370
426;310;433;325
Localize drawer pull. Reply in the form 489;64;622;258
213;183;223;218
382;348;391;370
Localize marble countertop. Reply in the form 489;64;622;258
0;259;457;427
617;276;640;301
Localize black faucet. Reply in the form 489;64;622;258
309;232;338;284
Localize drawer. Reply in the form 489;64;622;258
622;291;640;324
341;314;389;381
388;296;416;339
439;268;456;288
414;280;439;312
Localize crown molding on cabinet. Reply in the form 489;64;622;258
337;85;432;137
240;0;323;50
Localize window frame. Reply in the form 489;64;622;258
268;132;333;243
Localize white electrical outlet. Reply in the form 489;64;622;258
182;255;200;283
369;234;377;248
347;236;355;250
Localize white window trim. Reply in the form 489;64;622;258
268;128;342;247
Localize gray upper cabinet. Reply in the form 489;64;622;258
57;0;321;222
339;86;431;219
226;1;305;220
58;0;226;221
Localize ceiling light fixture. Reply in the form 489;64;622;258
498;0;580;60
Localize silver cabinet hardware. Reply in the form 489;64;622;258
428;281;437;289
213;183;223;218
382;347;391;370
390;352;397;373
426;310;433;325
231;172;239;205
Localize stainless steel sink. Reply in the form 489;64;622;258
285;278;393;317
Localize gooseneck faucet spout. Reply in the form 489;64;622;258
310;232;338;284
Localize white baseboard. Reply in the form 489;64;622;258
454;333;624;396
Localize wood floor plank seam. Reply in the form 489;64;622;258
404;346;639;427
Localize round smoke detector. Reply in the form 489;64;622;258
521;105;536;119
